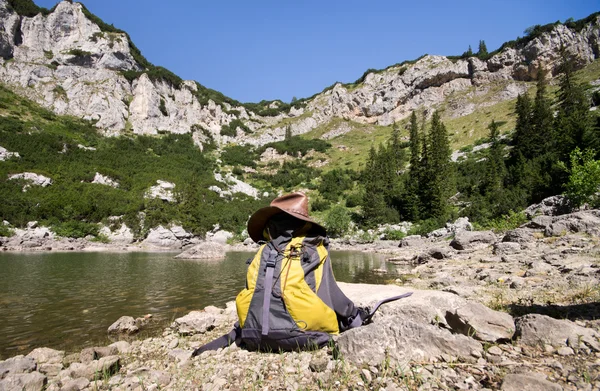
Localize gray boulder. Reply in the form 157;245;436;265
0;372;46;391
336;319;482;365
445;302;515;342
502;228;536;244
64;356;120;381
174;241;226;260
525;215;554;229
0;356;36;378
545;211;600;237
450;230;496;250
524;195;571;218
127;368;172;387
398;235;424;248
493;242;522;255
141;226;181;249
515;313;600;351
107;316;139;335
26;348;64;365
60;377;90;391
339;283;514;343
171;311;220;335
501;373;562;391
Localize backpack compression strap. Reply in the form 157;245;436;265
348;292;413;328
191;323;241;357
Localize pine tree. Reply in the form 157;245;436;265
530;68;554;159
463;45;473;58
419;111;453;220
284;125;293;140
409;112;421;175
554;54;594;161
484;120;506;196
478;40;488;57
511;94;533;161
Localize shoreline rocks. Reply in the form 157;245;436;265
0;207;599;389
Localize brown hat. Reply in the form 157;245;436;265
247;192;325;243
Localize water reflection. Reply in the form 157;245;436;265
0;250;406;358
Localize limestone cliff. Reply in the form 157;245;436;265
0;0;598;148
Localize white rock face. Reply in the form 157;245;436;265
0;0;599;149
0;145;19;160
141;225;181;248
8;172;53;189
145;180;176;203
92;172;119;188
212;172;259;199
98;223;134;244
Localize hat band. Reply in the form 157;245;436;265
282;208;309;218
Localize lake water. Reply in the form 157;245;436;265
0;250;404;359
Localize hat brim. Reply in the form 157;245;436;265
247;206;325;243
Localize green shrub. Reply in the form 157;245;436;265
255;161;318;191
559;147;600;207
0;225;14;237
6;0;50;16
260;136;331;157
473;210;528;233
325;205;351;238
345;192;362;208
67;49;92;57
221;145;257;168
318;169;354;201
159;98;168;116
220;119;250;137
52;221;99;238
408;218;445;236
310;197;331;212
382;229;405;240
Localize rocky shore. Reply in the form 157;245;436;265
1;206;600;390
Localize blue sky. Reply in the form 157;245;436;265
34;0;599;104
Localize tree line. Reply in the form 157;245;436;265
350;53;600;234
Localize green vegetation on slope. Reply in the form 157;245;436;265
0;85;267;237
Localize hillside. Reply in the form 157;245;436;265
1;0;600;241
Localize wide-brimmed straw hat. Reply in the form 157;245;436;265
247;192;325;243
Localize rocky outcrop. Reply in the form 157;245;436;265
515;314;600;352
0;145;19;160
1;1;599;147
211;172;260;199
8;172;53;189
144;180;176;202
140;225;183;249
91;172;119;188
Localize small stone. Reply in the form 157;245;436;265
79;348;96;364
487;346;503;356
309;357;329;372
168;339;179;349
361;368;372;383
544;344;555;354
109;341;131;354
60;377;90;391
168;349;192;363
107;316;139;335
557;347;574;356
471;349;482;358
62;353;80;368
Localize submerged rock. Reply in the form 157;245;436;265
174;241;226;259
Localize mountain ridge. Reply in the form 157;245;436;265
0;0;598;149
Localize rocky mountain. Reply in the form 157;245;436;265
0;1;599;150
